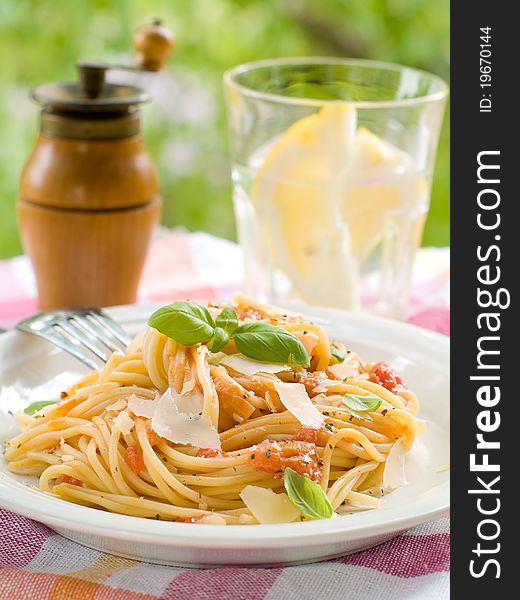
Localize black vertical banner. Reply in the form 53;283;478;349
451;2;514;596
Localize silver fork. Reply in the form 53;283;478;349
16;309;132;370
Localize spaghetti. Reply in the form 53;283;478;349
5;294;424;524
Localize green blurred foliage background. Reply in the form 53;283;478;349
0;0;449;259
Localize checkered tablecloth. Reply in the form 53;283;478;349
0;230;450;600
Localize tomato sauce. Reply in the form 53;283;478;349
124;444;145;474
300;371;328;397
368;361;406;393
249;439;321;482
294;427;319;444
196;448;229;459
56;474;83;486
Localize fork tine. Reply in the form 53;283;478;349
73;314;128;354
55;320;113;364
86;310;132;347
15;309;131;369
27;324;101;370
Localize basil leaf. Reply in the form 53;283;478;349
148;302;215;346
234;322;309;365
283;467;332;520
330;345;345;363
216;305;239;336
24;399;57;415
342;394;382;413
207;327;229;353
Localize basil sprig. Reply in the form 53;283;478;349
330;345;345;363
207;327;229;353
234;322;309;365
206;305;240;351
342;393;382;413
215;305;239;336
24;399;58;415
148;302;309;365
148;302;215;346
283;467;333;520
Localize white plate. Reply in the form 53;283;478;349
0;304;449;567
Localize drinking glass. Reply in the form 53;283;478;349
224;58;448;318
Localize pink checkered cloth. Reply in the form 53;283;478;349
0;231;450;599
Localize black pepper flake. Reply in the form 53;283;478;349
265;449;271;459
382;409;388;416
322;411;329;416
155;514;161;520
349;415;354;421
17;444;21;449
250;453;256;460
324;423;333;432
328;444;333;450
60;391;67;399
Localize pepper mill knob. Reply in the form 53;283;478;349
133;20;175;72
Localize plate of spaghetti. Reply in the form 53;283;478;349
0;294;449;566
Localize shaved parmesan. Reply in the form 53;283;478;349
197;514;227;525
240;485;301;524
220;354;292;376
128;394;158;419
383;439;408;490
174;386;204;414
151;388;221;450
128;386;220;451
273;381;324;428
327;353;361;380
113;411;135;435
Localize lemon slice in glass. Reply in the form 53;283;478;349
252;105;360;308
251;105;424;308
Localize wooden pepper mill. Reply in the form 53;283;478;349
18;21;174;310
